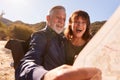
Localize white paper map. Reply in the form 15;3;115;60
73;6;120;80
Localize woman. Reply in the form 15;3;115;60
64;10;92;65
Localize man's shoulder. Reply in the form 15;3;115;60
31;27;53;40
33;27;47;36
36;27;46;33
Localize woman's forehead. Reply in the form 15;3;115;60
72;16;86;21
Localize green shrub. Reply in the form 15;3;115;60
0;21;8;40
8;25;34;40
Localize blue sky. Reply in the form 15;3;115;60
0;0;120;25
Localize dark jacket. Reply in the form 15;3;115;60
15;27;66;80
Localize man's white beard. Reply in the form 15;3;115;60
52;26;64;34
55;28;64;34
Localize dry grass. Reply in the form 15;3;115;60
0;41;15;80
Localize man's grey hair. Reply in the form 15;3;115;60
49;5;66;15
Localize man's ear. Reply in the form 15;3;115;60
46;15;50;22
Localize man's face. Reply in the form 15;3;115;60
47;9;66;34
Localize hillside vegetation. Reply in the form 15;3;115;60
0;18;46;40
0;17;106;40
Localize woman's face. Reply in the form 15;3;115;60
71;17;87;38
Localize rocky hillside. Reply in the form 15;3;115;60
0;17;13;26
0;17;46;29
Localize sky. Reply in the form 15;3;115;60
0;0;120;25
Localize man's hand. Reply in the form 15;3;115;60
43;65;102;80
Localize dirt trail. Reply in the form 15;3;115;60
0;41;14;80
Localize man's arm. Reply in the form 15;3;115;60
15;31;48;80
43;65;101;80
